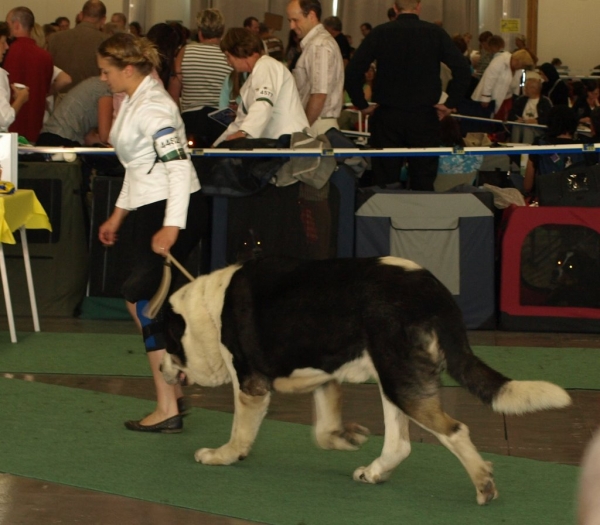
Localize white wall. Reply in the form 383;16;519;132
538;0;600;73
2;0;598;76
0;0;122;26
0;0;191;31
148;0;190;27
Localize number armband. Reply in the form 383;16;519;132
153;127;187;162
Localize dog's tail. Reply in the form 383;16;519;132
443;341;572;416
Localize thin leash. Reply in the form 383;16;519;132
166;253;195;282
143;253;195;319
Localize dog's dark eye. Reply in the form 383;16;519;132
170;354;183;367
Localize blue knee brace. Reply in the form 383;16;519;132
136;300;166;352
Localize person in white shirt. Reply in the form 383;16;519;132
0;22;28;131
472;47;533;120
286;0;344;136
97;33;206;434
214;27;308;146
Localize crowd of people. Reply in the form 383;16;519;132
2;0;600;433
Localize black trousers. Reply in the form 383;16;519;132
121;190;209;304
369;105;441;190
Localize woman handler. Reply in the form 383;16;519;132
213;27;308;145
97;33;206;433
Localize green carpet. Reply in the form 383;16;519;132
0;332;148;376
0;331;599;389
0;377;579;525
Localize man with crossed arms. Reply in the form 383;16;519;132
286;0;344;136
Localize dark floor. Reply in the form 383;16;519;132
1;316;598;525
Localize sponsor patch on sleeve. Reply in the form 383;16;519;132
153;127;187;162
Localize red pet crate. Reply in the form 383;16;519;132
500;206;600;332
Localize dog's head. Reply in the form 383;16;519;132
160;269;237;389
552;250;597;287
236;228;263;264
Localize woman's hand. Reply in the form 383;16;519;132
10;84;29;104
98;218;120;246
98;208;127;246
225;130;247;141
151;226;180;256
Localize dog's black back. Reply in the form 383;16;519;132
218;257;505;409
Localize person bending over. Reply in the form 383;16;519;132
213;27;308;145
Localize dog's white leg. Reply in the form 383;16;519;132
434;424;497;505
313;381;370;451
407;397;498;505
353;385;411;484
195;382;270;465
195;354;271;466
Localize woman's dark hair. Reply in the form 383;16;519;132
169;22;189;45
487;34;505;51
478;30;492;43
220;27;263;58
146;23;183;89
452;35;467;54
129;21;142;36
0;21;9;38
545;106;579;139
539;62;559;85
243;16;258;28
285;29;300;56
582;79;600;95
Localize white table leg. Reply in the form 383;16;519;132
0;242;17;343
19;226;40;332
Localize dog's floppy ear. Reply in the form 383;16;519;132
169;282;189;314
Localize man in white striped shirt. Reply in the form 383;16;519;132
286;0;344;136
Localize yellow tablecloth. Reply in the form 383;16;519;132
0;189;52;244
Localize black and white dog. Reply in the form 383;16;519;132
161;256;571;505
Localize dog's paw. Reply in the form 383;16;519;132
316;423;371;451
475;462;498;505
194;445;245;465
352;465;391;484
342;423;370;446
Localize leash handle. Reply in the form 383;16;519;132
166;253;195;282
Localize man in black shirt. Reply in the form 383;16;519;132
323;16;351;66
345;0;470;189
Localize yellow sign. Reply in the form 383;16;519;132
501;19;521;33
